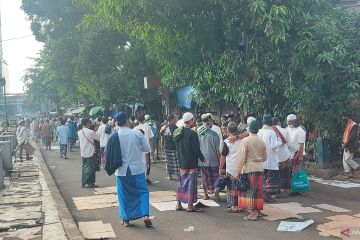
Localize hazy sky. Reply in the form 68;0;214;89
1;0;43;93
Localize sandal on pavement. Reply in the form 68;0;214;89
176;205;184;211
257;212;266;217
187;208;203;213
203;196;210;200
225;208;240;213
122;220;130;227
244;216;258;221
88;184;99;188
144;219;153;228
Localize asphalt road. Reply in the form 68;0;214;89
40;142;360;240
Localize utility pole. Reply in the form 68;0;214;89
0;9;8;129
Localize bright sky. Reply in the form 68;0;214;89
1;0;43;93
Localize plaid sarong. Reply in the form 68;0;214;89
238;172;264;210
43;136;51;148
226;175;238;208
279;160;291;190
263;169;281;198
82;154;97;185
165;149;179;175
176;169;198;204
201;166;219;193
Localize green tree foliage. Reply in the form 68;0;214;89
22;0;360;143
83;0;360;140
22;0;159;108
22;0;86;103
74;21;158;105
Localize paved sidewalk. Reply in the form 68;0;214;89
0;142;74;240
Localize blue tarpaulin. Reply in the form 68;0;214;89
175;86;194;109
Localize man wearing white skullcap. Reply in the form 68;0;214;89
174;112;205;212
286;113;306;179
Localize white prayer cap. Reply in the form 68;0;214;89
67;118;71;122
246;116;256;125
145;115;150;121
176;119;184;128
201;113;211;121
182;112;194;123
287;114;297;121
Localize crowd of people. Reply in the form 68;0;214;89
103;111;310;225
14;110;360;227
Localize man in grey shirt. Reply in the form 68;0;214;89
198;115;221;200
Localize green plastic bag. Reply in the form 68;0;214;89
291;165;311;192
172;127;184;141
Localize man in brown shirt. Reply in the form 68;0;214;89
42;119;53;150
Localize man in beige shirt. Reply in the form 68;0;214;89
236;122;267;175
236;120;267;221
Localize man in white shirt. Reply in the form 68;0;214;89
258;114;282;202
286;114;306;168
272;117;291;194
78;118;100;188
220;122;242;212
96;117;110;158
16;120;31;162
134;114;153;182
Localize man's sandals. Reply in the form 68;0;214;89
81;183;99;188
121;219;153;228
176;205;203;212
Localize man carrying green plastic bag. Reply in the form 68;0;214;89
291;163;311;192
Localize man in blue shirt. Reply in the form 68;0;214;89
67;117;77;152
57;119;70;159
112;112;153;228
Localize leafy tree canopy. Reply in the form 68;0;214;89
82;0;360;139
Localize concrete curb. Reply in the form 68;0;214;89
35;142;84;240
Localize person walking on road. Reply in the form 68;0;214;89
160;114;179;180
57;119;70;159
286;114;306;175
16;120;31;162
67;118;77;152
236;120;267;221
272;117;291;195
202;113;223;151
134;114;154;183
342;113;360;178
111;112;153;227
198;113;221;201
258;114;282;202
220;122;242;213
41;119;53;150
78;118;100;188
174;112;205;212
97;117;111;167
146;115;159;162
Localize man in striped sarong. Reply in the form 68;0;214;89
198;114;221;200
272;117;291;195
175;112;205;212
236;120;267;221
258;114;282;203
220;122;242;212
160;114;179;180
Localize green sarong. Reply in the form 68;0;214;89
82;155;97;184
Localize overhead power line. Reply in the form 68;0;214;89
0;34;34;42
